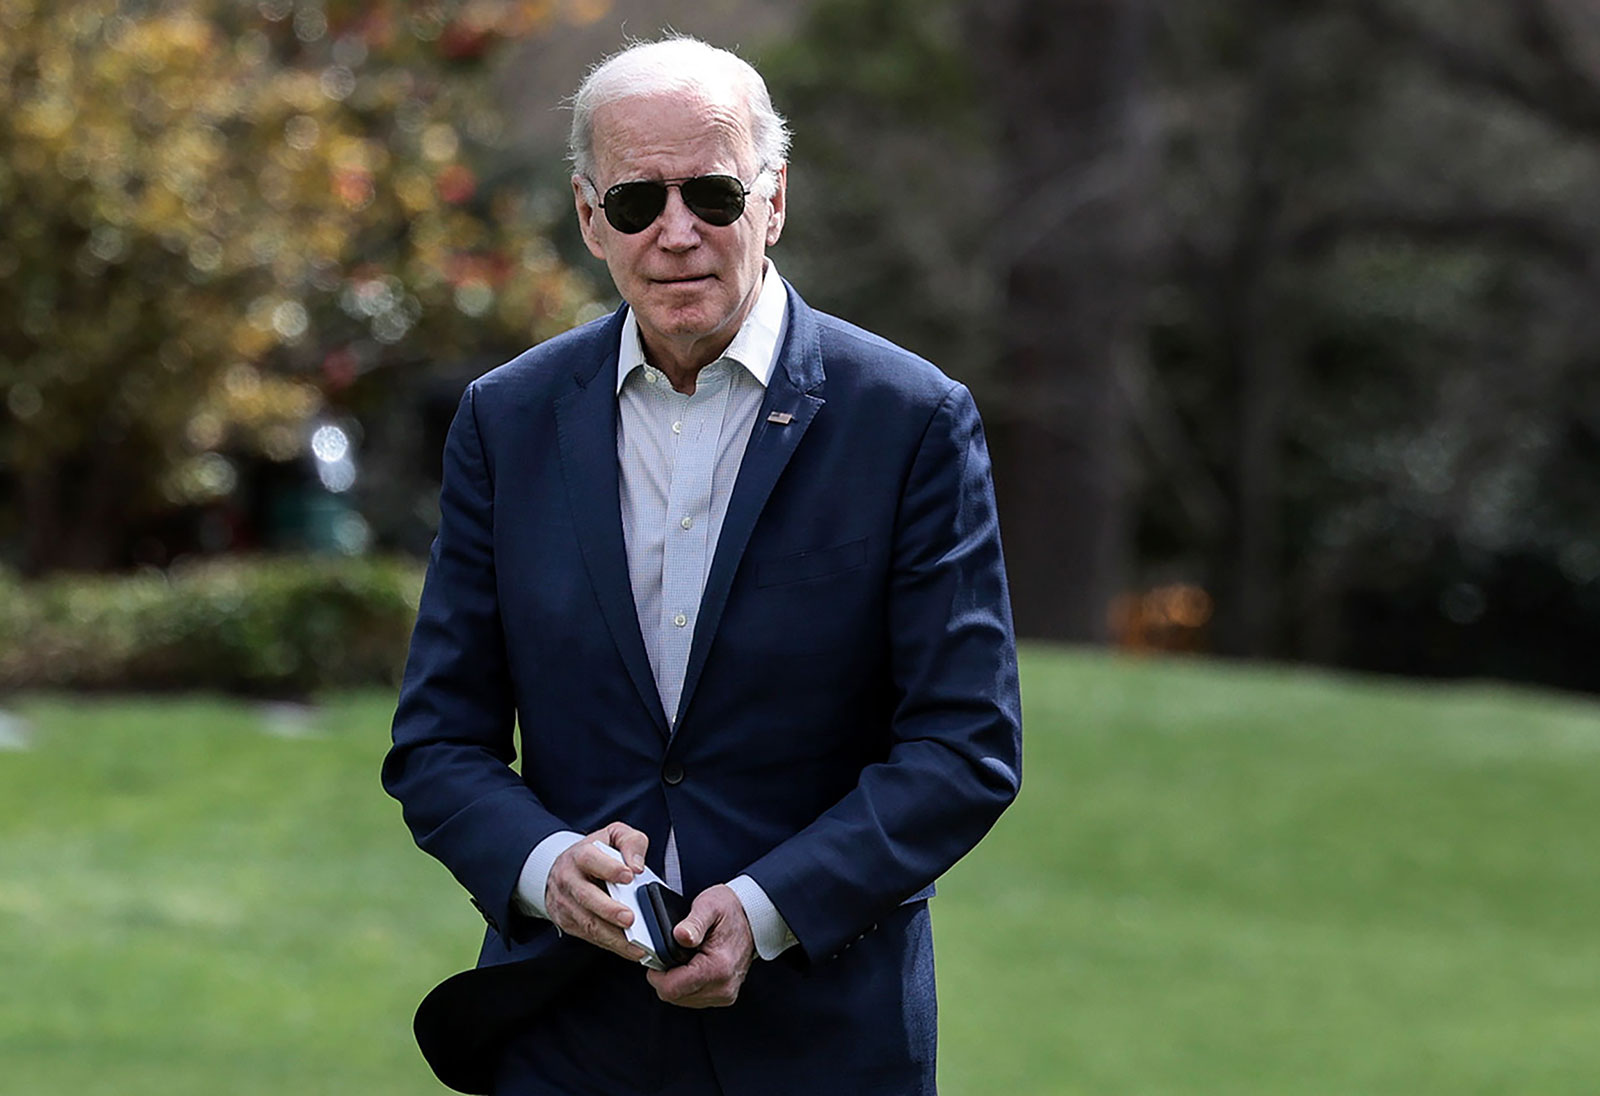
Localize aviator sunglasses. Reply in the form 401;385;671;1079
592;172;763;234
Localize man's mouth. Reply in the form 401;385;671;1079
654;274;713;285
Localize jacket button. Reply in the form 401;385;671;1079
662;762;685;786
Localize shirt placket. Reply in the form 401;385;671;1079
657;364;730;727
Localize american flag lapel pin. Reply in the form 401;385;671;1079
767;410;794;425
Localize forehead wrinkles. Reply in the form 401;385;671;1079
593;94;756;183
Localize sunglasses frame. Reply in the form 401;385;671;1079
588;171;767;235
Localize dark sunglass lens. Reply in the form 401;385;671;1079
680;175;746;226
604;181;667;233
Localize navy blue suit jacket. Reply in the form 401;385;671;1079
383;282;1022;1094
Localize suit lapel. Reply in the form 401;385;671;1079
554;313;671;739
676;283;826;728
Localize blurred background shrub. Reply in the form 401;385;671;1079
0;555;422;694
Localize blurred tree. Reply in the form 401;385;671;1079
760;0;995;386
1147;0;1600;682
967;0;1157;643
1305;0;1600;685
1145;1;1379;658
0;0;599;574
766;0;1157;643
764;0;1600;689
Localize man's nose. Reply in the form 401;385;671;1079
654;187;701;250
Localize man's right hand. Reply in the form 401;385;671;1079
544;821;651;962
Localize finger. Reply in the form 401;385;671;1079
674;912;706;948
551;892;647;960
675;886;731;947
571;840;637;885
558;873;634;928
648;955;737;1008
607;824;650;874
648;957;713;1000
587;924;648;962
573;912;635;954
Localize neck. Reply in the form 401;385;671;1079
643;331;737;394
638;265;768;393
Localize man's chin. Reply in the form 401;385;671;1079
636;303;727;342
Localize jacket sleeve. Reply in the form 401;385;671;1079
382;383;570;940
743;382;1023;963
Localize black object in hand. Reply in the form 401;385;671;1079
639;882;697;969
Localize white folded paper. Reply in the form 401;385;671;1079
595;841;671;971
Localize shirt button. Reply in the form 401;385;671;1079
680;516;693;530
671;421;682;434
645;370;658;384
662;762;685;786
673;612;688;627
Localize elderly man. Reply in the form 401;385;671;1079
384;35;1021;1096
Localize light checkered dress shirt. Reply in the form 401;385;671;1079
515;263;797;959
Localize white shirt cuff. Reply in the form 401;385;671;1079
725;874;798;959
514;830;586;919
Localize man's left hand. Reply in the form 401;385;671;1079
646;884;756;1008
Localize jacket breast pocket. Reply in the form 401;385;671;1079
757;537;869;588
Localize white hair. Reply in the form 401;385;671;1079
569;35;791;200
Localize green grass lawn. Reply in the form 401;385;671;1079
2;648;1598;1094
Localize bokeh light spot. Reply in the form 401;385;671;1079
320;66;356;102
318;456;357;493
88;226;128;263
311;423;351;464
272;301;310;341
293;6;328;42
332;511;371;553
1441;583;1487;625
454;281;494;317
1560;543;1600;586
421;123;459;163
7;384;44;421
285;114;321;151
189;236;224;273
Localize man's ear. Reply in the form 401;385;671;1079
574;176;607;261
764;164;788;247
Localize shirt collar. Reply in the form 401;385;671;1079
615;260;789;394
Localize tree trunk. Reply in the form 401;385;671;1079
18;467;62;579
17;440;138;575
1214;7;1293;658
968;0;1156;642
